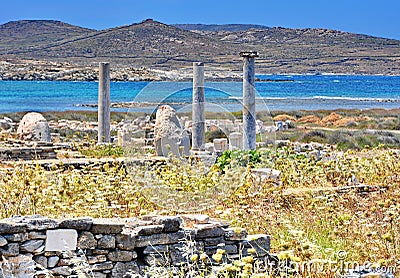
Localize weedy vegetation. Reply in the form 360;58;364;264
1;143;399;276
0;108;399;276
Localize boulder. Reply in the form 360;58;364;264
17;112;52;142
154;105;190;157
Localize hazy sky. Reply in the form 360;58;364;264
1;0;399;40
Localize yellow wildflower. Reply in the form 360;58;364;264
190;254;198;262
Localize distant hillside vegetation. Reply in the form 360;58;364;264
1;19;399;74
173;23;271;32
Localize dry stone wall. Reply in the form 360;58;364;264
0;140;57;161
0;214;270;277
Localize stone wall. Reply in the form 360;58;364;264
0;215;270;277
0;140;57;161
0;146;57;161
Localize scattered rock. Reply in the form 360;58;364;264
251;168;281;187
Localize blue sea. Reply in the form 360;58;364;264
0;75;399;113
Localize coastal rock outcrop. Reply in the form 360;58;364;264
17;112;52;142
154;105;190;157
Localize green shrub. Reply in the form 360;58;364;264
216;149;262;171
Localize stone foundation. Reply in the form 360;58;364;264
0;140;58;161
0;215;270;277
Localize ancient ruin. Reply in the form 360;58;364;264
0;214;271;276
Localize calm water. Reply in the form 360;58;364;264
0;75;399;113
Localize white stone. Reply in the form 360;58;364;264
47;256;60;268
229;132;243;150
45;229;78;251
154;105;190;157
251;168;281;187
17;112;52;142
213;138;228;152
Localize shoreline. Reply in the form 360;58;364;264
1;107;399;119
1;60;400;82
1;73;400;82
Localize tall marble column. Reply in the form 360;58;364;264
192;62;205;150
240;51;258;150
98;62;110;143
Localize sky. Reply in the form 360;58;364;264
1;0;400;40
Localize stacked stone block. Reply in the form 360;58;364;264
0;215;270;277
0;140;57;161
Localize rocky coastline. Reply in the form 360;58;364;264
2;59;398;83
0;59;244;82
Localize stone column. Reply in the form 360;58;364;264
192;62;205;150
240;51;258;150
98;62;111;143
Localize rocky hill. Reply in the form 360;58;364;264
0;19;399;77
0;20;95;53
173;23;271;32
